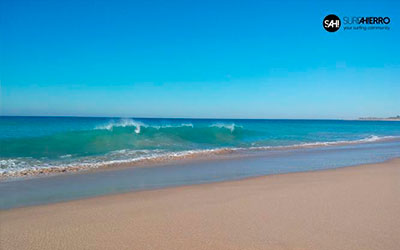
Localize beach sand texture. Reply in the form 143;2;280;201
1;159;399;250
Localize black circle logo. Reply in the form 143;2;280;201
323;14;341;32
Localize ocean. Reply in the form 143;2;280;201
1;116;400;177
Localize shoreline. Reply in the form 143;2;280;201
2;135;399;179
3;156;399;210
1;158;399;249
1;139;400;210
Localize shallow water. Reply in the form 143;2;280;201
1;140;399;210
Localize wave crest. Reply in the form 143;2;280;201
95;119;146;133
95;119;246;134
95;119;197;134
209;123;242;132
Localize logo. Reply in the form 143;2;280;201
323;14;391;32
343;17;390;25
323;14;341;32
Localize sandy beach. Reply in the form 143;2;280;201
1;158;399;250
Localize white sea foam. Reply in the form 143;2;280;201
95;119;146;133
0;149;230;177
248;135;399;150
95;119;247;134
210;123;242;132
60;154;72;158
0;159;17;168
95;119;195;133
159;123;194;129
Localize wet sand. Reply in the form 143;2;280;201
1;158;399;250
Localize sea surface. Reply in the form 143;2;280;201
1;116;400;209
1;116;400;177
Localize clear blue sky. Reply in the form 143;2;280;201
1;0;399;119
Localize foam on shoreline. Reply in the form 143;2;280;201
2;135;399;179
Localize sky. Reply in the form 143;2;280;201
1;0;399;119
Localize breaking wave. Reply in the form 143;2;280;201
95;119;146;133
210;123;242;132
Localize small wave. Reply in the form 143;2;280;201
95;119;195;133
60;154;72;158
249;135;400;150
159;123;194;129
210;123;242;132
95;119;245;135
95;119;146;133
302;135;397;146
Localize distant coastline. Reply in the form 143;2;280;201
359;115;400;121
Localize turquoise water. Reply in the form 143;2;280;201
1;116;400;176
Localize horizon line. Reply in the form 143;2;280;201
0;114;383;121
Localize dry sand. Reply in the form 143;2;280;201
1;159;400;250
